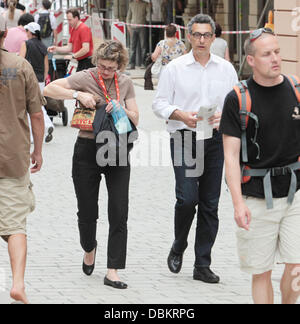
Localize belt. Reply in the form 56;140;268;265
242;161;300;209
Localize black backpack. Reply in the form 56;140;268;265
38;13;52;38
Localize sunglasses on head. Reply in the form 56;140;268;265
249;28;274;42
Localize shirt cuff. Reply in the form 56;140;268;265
166;106;181;120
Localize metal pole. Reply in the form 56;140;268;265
238;0;272;77
149;0;152;54
173;0;176;24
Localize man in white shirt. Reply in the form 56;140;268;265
152;14;238;283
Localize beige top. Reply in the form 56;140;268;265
126;1;150;26
3;8;23;29
67;68;136;139
0;50;44;178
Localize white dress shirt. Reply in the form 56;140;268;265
152;50;239;133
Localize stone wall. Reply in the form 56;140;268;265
274;0;300;75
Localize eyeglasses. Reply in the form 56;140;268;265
97;63;118;73
191;32;213;40
249;28;274;42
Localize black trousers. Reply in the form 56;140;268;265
72;137;131;269
170;130;224;267
77;57;94;72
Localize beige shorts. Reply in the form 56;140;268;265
0;172;35;238
237;190;300;275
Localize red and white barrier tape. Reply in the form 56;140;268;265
27;9;252;36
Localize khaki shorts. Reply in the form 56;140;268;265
237;190;300;275
0;172;35;238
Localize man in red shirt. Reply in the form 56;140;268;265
48;8;93;72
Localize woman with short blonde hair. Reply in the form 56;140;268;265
92;40;129;72
44;40;139;290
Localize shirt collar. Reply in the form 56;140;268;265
186;50;219;67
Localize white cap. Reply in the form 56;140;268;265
0;15;6;32
24;22;41;34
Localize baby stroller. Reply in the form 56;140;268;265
45;58;68;126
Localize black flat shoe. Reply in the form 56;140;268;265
45;127;54;143
167;248;183;274
104;276;128;289
193;267;220;284
82;241;97;276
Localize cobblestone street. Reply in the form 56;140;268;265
0;82;286;304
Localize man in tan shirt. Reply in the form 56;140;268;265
126;0;150;69
0;15;45;304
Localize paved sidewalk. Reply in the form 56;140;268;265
0;83;287;304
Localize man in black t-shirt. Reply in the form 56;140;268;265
220;29;300;304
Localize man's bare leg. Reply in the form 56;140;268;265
281;264;300;304
252;271;274;304
7;234;29;304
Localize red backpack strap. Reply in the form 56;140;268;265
233;80;252;163
286;75;300;103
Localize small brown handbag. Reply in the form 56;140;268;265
71;104;96;131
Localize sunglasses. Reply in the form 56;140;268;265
249;28;274;42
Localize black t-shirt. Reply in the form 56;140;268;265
1;2;25;10
220;76;300;198
25;38;48;82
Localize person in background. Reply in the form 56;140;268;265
48;8;94;72
4;13;33;54
35;0;57;80
2;0;23;29
210;23;230;61
19;22;54;143
146;0;165;53
151;24;186;78
126;0;150;70
0;14;45;304
35;0;57;52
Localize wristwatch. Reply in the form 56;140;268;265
72;53;76;59
73;91;79;100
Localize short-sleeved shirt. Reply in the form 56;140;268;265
4;26;27;54
67;68;136;139
0;50;44;178
157;39;186;66
219;76;300;198
69;22;93;61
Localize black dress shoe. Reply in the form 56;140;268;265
82;241;97;276
104;276;128;289
193;267;220;284
167;249;183;274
